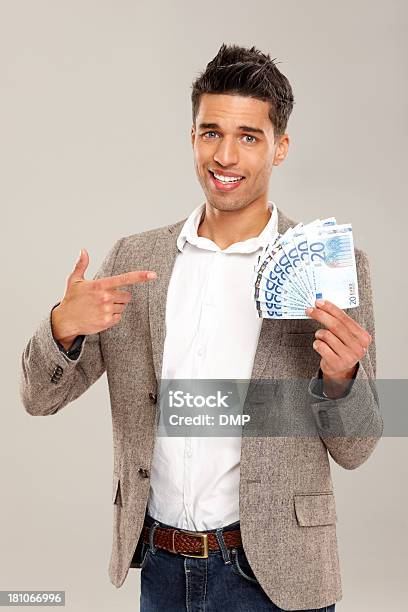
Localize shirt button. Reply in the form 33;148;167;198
197;346;204;356
138;467;149;478
149;392;157;404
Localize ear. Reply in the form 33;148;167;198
191;124;196;148
273;134;290;166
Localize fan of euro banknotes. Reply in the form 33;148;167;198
253;217;359;319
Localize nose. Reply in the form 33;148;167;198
213;136;239;167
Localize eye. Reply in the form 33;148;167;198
242;134;257;144
202;131;219;139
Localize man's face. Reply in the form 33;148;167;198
191;93;289;212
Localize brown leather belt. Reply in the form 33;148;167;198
142;524;242;559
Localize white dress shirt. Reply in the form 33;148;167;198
146;201;279;530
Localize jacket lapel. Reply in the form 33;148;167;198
148;206;298;384
148;220;186;384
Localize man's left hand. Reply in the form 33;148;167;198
305;299;372;398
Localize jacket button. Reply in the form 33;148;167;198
50;365;64;384
138;467;149;478
148;392;157;404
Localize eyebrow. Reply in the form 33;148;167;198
198;122;265;136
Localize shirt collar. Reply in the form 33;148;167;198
176;201;278;254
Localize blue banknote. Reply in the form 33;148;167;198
253;218;359;319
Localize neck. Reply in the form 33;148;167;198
197;198;272;250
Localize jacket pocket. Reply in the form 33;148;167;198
112;475;122;506
294;492;337;526
279;332;316;347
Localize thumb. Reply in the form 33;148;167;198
69;248;89;282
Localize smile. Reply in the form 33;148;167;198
208;170;245;191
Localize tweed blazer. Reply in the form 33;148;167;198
20;207;383;611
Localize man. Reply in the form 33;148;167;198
20;44;383;611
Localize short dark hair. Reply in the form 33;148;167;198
191;43;295;142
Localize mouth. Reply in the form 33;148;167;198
208;170;246;191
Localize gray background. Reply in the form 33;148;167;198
1;0;407;610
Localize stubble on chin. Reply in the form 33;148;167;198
205;197;249;213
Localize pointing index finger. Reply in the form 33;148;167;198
98;270;157;288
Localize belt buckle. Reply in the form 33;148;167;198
176;529;209;558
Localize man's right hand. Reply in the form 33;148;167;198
51;248;157;351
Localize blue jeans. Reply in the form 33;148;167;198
140;514;336;612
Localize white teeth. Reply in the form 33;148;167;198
213;172;243;183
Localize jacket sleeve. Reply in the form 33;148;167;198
19;238;124;416
307;249;384;469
